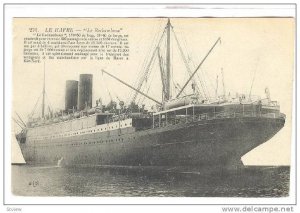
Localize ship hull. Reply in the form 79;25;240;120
19;116;285;170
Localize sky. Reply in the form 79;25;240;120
12;18;294;165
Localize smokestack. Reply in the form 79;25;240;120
65;80;78;111
78;74;93;111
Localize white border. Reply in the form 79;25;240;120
2;1;297;210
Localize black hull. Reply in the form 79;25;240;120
19;116;285;170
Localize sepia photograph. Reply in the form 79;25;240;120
11;16;294;198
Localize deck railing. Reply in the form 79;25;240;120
152;110;284;129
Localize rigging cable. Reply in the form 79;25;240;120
129;19;165;103
248;58;260;101
45;93;53;115
136;55;158;105
29;93;42;118
171;27;202;98
177;25;207;98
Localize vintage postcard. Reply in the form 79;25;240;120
3;2;297;211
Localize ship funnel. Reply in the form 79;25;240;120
65;80;78;112
78;74;93;111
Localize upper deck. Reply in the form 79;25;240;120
151;102;284;129
26;113;134;140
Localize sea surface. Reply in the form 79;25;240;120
11;165;290;197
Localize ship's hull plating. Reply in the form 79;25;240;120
19;116;285;170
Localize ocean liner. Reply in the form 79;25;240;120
15;19;285;169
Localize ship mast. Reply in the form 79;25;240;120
165;18;171;101
42;61;46;118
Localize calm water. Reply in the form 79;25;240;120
11;165;290;197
